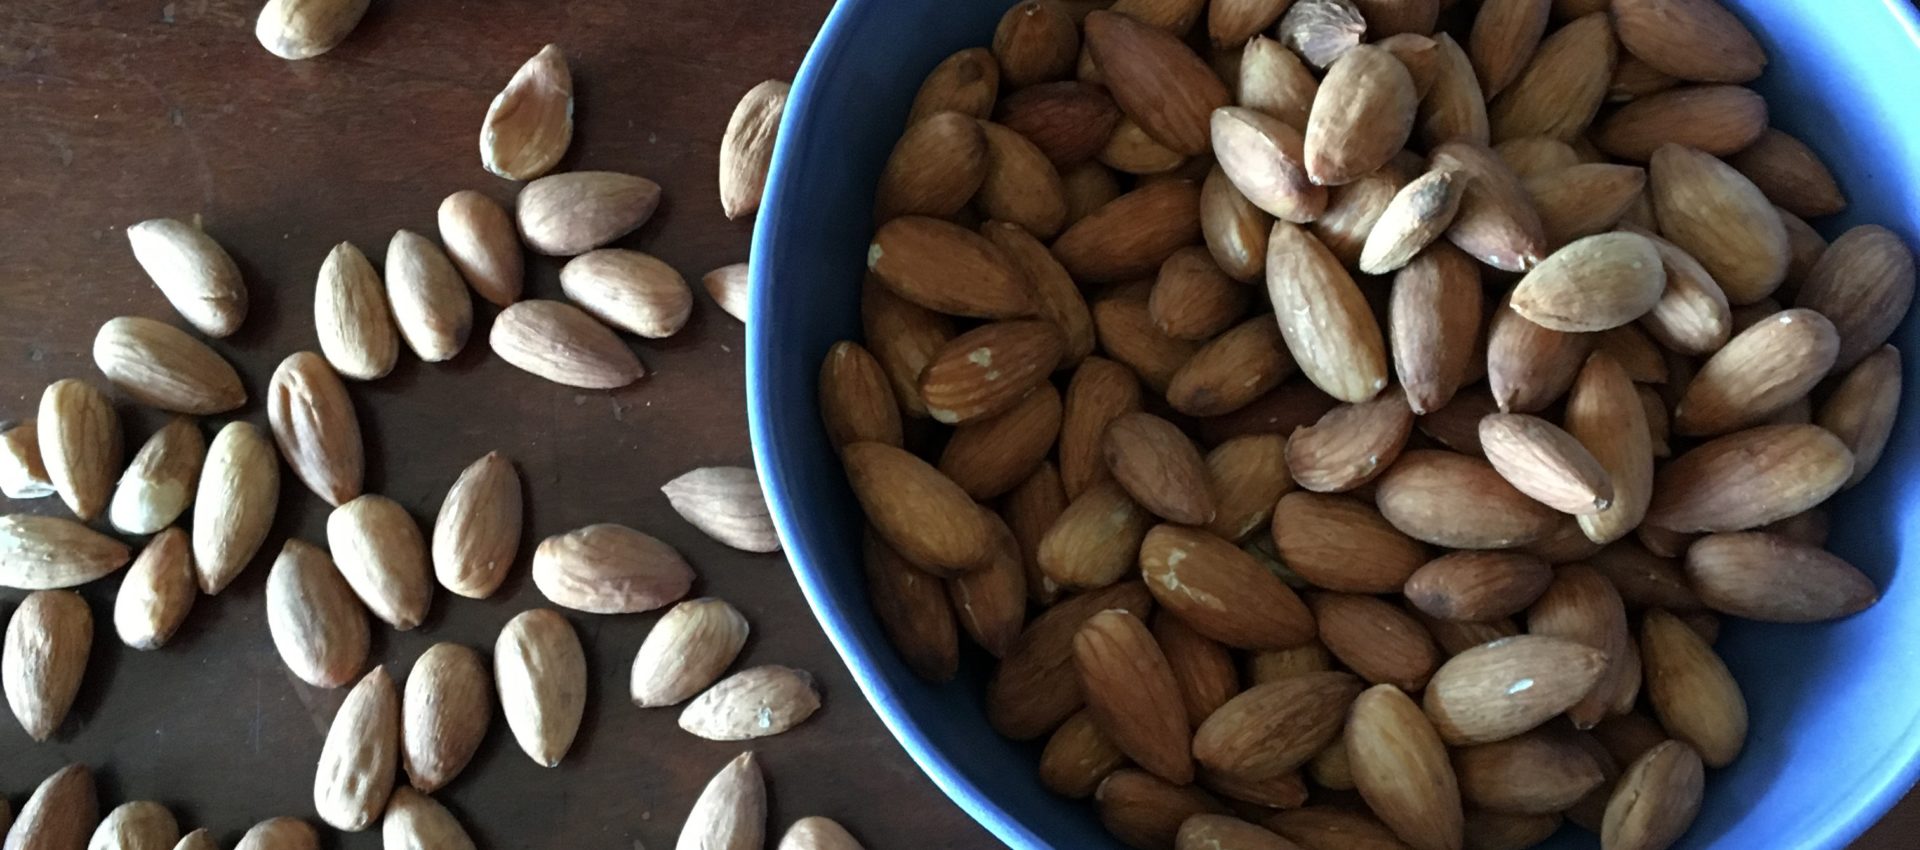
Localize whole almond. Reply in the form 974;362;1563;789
108;417;204;535
940;386;1059;505
1004;464;1069;605
676;752;766;850
437;190;523;307
1311;593;1440;691
1527;163;1647;247
662;466;779;552
1238;35;1318;129
1565;352;1654;545
778;818;864;850
1312;166;1409;267
1404;551;1552;622
1152;612;1237;728
1202;435;1293;543
1039;480;1152;590
489;299;645;388
1422;635;1609;745
1524;514;1608;564
235;818;319;850
0;515;129;591
1391;244;1482;414
265;540;370;689
1200;165;1272;282
1587;541;1700;612
632;598;750;707
703;262;751;323
1210;0;1293;47
1430;141;1547;271
1469;0;1552;97
125;218;247;337
1635;228;1732;355
1040;709;1127;797
1821;345;1901;487
1528;564;1634;727
2;590;90;741
879;109;983;219
1610;52;1680;100
1083;11;1228;155
1139;524;1313;650
982;221;1097;365
381;787;476;850
1455;728;1604;814
1487;13;1615;143
1593;85;1766;160
1510;232;1664;332
1359;170;1465;274
496;609;586;767
91;317;244;415
88;801;178;850
192;422;278;594
313;667;398;831
1377;450;1561;548
844;442;996;575
1422;33;1491;146
175;828;218;850
818;342;903;450
1499;135;1581;177
1267;222;1389;402
1642;609;1746;767
430;451;522;599
516;171;662;256
326;495;433;629
1378;32;1441;96
1167;319;1293;418
559;249;693;339
254;0;368;59
1486;296;1590;412
1612;0;1765;83
38;379;121;522
9;764;97;850
1305;45;1418;186
1103;412;1215;524
1278;0;1366;68
1418;386;1500;456
979;120;1068;237
1210;107;1326;223
993;2;1079;88
1602;740;1705;850
1419;613;1524;658
112;528;195;651
1726;128;1846;219
384;230;473;362
1673;309;1837;435
533;523;693;614
1795;224;1917;370
1193;672;1362;781
1347;684;1464;850
1685;532;1876;623
919;320;1063;425
719;80;789;220
867;216;1029;319
987;581;1153;740
1648;144;1788;304
1149;247;1248;341
479;44;572;180
908;48;999;125
1286;388;1415;493
1;423;54;500
267;351;362;506
1479;413;1612;514
1647;424;1852;532
1061;161;1124;226
1059;358;1143;498
1074;610;1193;784
865;533;959;682
1272;492;1426;593
1053;181;1203;283
401;642;490;793
680;666;821;741
314;241;400;381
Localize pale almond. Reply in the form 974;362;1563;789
2;590;90;741
112;528;196;651
313;667;399;832
632;597;750;708
0;422;53;500
559;249;693;339
516;171;662;256
676;752;766;850
479;44;573;180
719;80;789;220
109;417;203;535
126;218;247;336
267;351;362;506
533;523;693;614
401;642;491;793
495;608;586;767
430;451;523;599
437;190;524;307
92;316;245;415
680;665;821;741
489;299;645;389
265;539;370;689
0;514;129;591
384;230;473;362
314;241;400;381
254;0;368;59
326;494;433;629
191;421;278;594
39;378;122;522
381;787;476;850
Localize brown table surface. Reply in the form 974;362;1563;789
1;1;1916;849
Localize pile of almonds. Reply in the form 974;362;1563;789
830;1;1914;850
0;11;856;850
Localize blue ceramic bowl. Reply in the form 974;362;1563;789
749;2;1920;848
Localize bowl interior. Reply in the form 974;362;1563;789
748;2;1920;848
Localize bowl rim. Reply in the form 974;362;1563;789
747;2;1920;849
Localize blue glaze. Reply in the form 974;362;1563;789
748;2;1920;847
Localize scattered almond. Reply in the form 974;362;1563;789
108;417;203;535
381;787;476;850
489;299;645;388
192;421;279;594
430;451;522;599
0;515;129;590
88;800;179;850
1422;635;1609;745
267;351;363;506
676;752;766;850
560;249;693;339
495;608;586;767
480;44;573;180
313;667;399;832
2;590;90;741
112;528;196;651
438;190;524;307
326;494;433;629
632;598;750;708
92;316;245;415
720;80;790;219
516;171;662;256
533;523;693;614
254;0;368;59
384;230;473;362
124;217;246;335
38;379;122;522
401;642;491;793
265;540;370;690
702;262;752;323
314;241;401;381
680;665;821;741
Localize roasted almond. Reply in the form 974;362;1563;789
1820;345;1902;488
1061;160;1124;225
2;590;90;741
1646;424;1853;533
1612;0;1765;83
1602;740;1706;850
1403;551;1553;622
1641;609;1745;767
843;441;997;575
192;421;279;594
265;540;370;689
1104;412;1215;524
515;171;662;256
1421;33;1491;146
495;608;586;767
1083;11;1229;155
1311;593;1440;691
1053;180;1203;284
718;79;788;220
1267;222;1388;402
125;217;247;337
112;528;196;651
1794;224;1917;370
1304;45;1418;186
819;341;904;450
982;221;1097;365
979;120;1069;237
1193;671;1362;782
1095;770;1229;850
559;249;693;339
875;112;988;219
1272;492;1426;593
0;514;129;590
1267;808;1407;850
866;288;956;417
430;451;522;599
1528;564;1634;727
1684;532;1876;623
326;494;433;629
39;378;121;522
1003;463;1070;604
1487;13;1616;143
908;48;1000;125
267;351;363;506
1430;140;1547;271
1479;413;1613;514
1139;524;1313;650
987;581;1154;740
1726;128;1846;219
868;216;1030;319
1200;165;1272;283
1202;435;1294;542
314;241;400;381
1377;450;1561;548
489;299;645;389
1167;318;1294;418
1565;352;1654;545
1346;684;1464;850
1648;144;1788;304
533;523;693;614
1149;247;1249;341
1455;728;1605;814
313;666;399;832
941;386;1059;503
1038;480;1152;590
1210;106;1326;223
865;533;960;682
920;320;1064;424
1422;634;1609;745
1672;308;1837;435
947;517;1029;656
681;665;821;741
1391;244;1482;414
92;316;245;415
1075;610;1194;784
1286;387;1415;494
254;0;367;59
383;230;473;362
1151;612;1238;728
479;44;572;180
1526;163;1647;247
401;642;490;793
437;190;524;307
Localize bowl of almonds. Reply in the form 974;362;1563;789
747;1;1920;849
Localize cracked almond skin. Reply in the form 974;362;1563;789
92;316;245;415
109;416;204;535
496;609;586;767
480;44;573;180
533;524;693;614
268;351;364;507
489;299;644;389
431;451;523;599
266;540;370;690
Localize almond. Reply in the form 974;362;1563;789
1312;166;1409;267
1634;228;1732;355
254;0;367;59
38;379;121;522
1523;513;1608;564
1684;532;1876;623
1149;247;1249;341
1609;53;1680;101
1038;480;1152;589
191;421;278;594
662;466;779;553
718;79;788;219
479;44;572;180
1593;85;1766;160
89;801;179;850
988;581;1154;740
1311;593;1440;691
430;451;522;599
1455;728;1604;814
1528;563;1634;727
1377;450;1561;548
1420;614;1523;658
679;666;821;741
437;190;523;307
0;423;53;500
1304;45;1418;186
1237;35;1318;129
1083;11;1228;155
1359;170;1465;274
778;818;863;850
394;642;493;796
1246;643;1333;686
1004;463;1070;604
1648;144;1788;304
1193;671;1361;781
875;112;988;219
1498;135;1581;178
1422;634;1608;745
1139;524;1313;650
515;171;662;256
125;218;247;337
1210;107;1326;223
1054;180;1203;283
998;84;1118;174
1176;815;1295;850
1587;541;1700;612
1389;245;1481;415
982;221;1097;365
1602;740;1705;850
1210;0;1294;47
1377;33;1441;97
1200;165;1272;283
1266;808;1407;850
1641;610;1745;767
979;120;1068;237
1278;0;1366;68
91;317;244;415
868;216;1029;319
1075;610;1192;784
265;540;368;690
495;609;586;767
1509;232;1664;332
1430;141;1547;271
235;818;319;850
1647;424;1852;532
920;320;1064;424
1612;0;1765;83
1165;319;1290;419
947;516;1031;657
326;495;432;629
532;523;692;614
314;241;400;381
1285;387;1414;494
907;48;999;125
0;515;128;591
175;828;218;850
1794;224;1916;370
698;262;749;323
1061;160;1124;225
1266;222;1388;402
1820;345;1901;487
1096;770;1229;850
818;341;904;450
1272;492;1426;593
1673;308;1837;435
313;667;399;832
2;590;89;741
1347;684;1464;850
1152;613;1237;727
104;417;201;536
864;533;959;682
856;284;952;412
558;250;693;339
489;299;644;388
993;2;1079;87
1404;551;1552;622
1103;412;1215;524
1725;128;1846;219
1421;34;1491;146
1525;162;1647;246
1485;296;1590;412
843;442;997;575
381;787;475;850
383;230;473;362
1487;13;1615;143
630;598;750;708
1418;386;1500;456
1565;352;1654;545
10;764;96;850
676;752;767;850
112;528;195;651
1478;413;1612;514
1202;435;1294;542
266;351;362;506
1469;0;1552;97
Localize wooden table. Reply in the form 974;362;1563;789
2;1;1916;848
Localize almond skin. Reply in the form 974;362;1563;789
1266;221;1389;403
1166;319;1293;418
1149;247;1249;341
437;190;523;307
946;516;1026;659
1390;244;1482;415
1422;33;1491;146
326;495;433;630
489;299;645;389
718;79;788;220
1074;610;1194;784
1304;45;1419;186
515;171;662;256
1602;740;1706;850
192;421;279;594
993;3;1080;88
1052;180;1203;283
1139;524;1314;650
1376;450;1562;549
631;598;751;708
1060;358;1143;497
314;667;400;832
1096;770;1231;850
1083;11;1229;155
1470;0;1552;97
865;533;959;683
89;801;180;850
978;120;1068;238
1794;224;1917;371
430;451;522;599
0;515;130;590
268;351;363;506
908;48;1000;125
818;341;903;450
235;818;319;850
843;441;997;575
1192;672;1363;782
680;665;821;741
559;249;693;339
1272;492;1427;593
874;111;987;220
1479;413;1614;514
919;320;1065;425
1152;612;1237;729
1673;308;1838;435
1454;728;1605;814
1642;609;1746;767
1210;106;1325;223
1422;635;1610;745
1646;424;1853;533
1486;296;1591;413
868;216;1030;318
1094;282;1204;394
383;229;473;362
479;44;572;180
125;217;247;336
1510;232;1666;332
662;466;780;553
2;590;90;741
1820;345;1902;488
1403;551;1553;622
92;316;245;415
401;642;491;793
1648;144;1789;304
1430;140;1547;271
1359;169;1466;274
1527;564;1635;728
1311;593;1441;691
10;764;97;850
38;378;122;523
112;528;196;651
1286;387;1415;494
1347;684;1464;850
1612;0;1766;83
495;609;586;767
1104;412;1215;525
987;581;1154;740
265;540;369;690
1684;532;1877;623
532;524;693;614
1003;463;1069;605
676;751;767;850
314;241;400;381
0;422;53;500
1566;352;1654;545
1636;228;1733;355
1238;34;1319;129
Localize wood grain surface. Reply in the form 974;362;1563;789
1;1;1916;849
